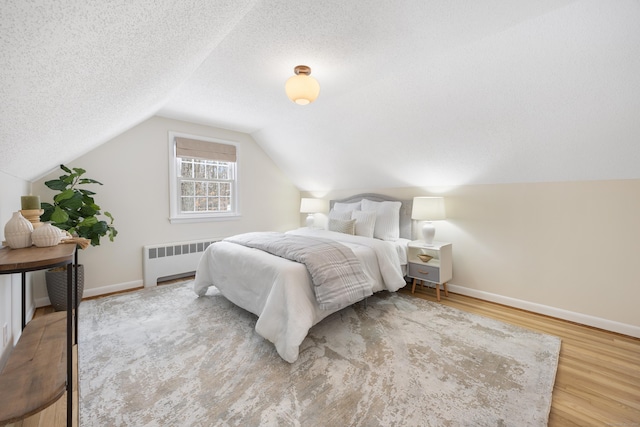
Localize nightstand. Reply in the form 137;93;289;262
407;241;452;301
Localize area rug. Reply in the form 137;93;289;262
78;282;560;426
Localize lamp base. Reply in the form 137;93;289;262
421;221;436;246
305;213;315;228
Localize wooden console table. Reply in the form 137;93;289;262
0;244;78;426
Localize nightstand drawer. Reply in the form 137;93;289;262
408;263;440;283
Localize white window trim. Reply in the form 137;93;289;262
168;131;241;224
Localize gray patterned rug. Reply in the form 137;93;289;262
78;282;560;426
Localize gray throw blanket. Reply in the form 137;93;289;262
225;232;372;310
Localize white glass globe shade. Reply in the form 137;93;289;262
285;74;320;105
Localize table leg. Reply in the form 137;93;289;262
66;263;73;426
21;272;26;330
74;249;78;345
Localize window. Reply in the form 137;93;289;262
169;133;239;223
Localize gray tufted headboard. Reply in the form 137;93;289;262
329;193;413;240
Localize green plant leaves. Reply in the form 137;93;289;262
51;206;69;223
42;164;117;247
79;178;103;185
79;204;98;217
45;179;69;191
54;188;74;202
78;216;98;227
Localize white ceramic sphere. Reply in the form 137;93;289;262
32;223;64;247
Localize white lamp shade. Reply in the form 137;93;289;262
285;74;320;105
411;197;446;221
300;198;327;213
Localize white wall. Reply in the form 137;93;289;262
16;114;640;339
0;171;32;368
31;116;300;299
308;179;640;337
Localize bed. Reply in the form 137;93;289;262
193;194;413;362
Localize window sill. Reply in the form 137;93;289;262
169;213;241;224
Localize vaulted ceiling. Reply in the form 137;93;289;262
2;0;639;190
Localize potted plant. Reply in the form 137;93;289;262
40;164;118;310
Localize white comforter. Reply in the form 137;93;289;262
193;228;407;363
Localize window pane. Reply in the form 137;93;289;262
181;197;194;211
208;198;219;211
220;182;230;196
180;160;194;178
181;181;195;196
218;165;229;180
195;161;207;179
195;181;207;197
206;163;215;179
219;197;230;211
208;182;218;196
194;197;208;211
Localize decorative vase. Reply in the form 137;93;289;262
32;223;65;247
4;211;33;248
45;265;85;311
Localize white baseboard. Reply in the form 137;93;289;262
34;296;50;308
0;342;11;372
83;280;144;298
35;279;144;308
447;284;640;339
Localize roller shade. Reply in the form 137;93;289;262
175;137;236;162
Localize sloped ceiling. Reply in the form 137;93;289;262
2;0;639;190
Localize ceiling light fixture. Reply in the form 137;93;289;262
285;65;320;105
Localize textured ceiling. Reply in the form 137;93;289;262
0;0;257;181
2;0;640;190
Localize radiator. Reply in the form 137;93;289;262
142;238;221;287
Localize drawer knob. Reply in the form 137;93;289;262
418;270;429;275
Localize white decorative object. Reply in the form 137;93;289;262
300;198;328;228
4;211;34;248
32;223;65;247
411;197;446;246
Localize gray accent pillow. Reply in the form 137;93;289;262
328;218;356;235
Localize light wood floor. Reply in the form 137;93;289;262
7;283;639;426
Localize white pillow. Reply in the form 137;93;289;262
361;199;401;241
328;209;352;220
351;210;376;238
332;201;361;212
328;218;356;235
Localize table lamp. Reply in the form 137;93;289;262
411;197;446;245
300;198;328;228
